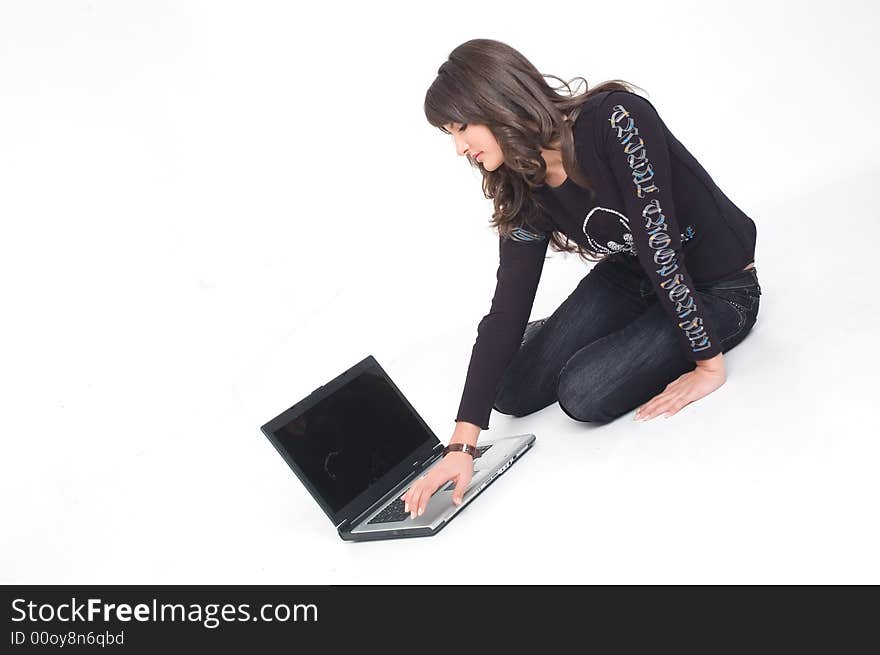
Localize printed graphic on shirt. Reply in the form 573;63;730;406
608;102;713;354
581;206;696;256
582;206;635;255
509;226;547;242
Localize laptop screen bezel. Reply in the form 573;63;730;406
260;355;442;529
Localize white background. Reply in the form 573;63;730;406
2;0;878;584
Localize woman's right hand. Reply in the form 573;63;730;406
399;450;475;519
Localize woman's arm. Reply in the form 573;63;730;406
450;420;481;446
455;228;550;431
600;90;723;363
599;91;728;420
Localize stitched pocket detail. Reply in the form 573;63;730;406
727;298;750;335
702;287;757;344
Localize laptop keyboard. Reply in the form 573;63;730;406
366;444;494;525
366;498;411;524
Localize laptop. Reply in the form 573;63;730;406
259;355;536;541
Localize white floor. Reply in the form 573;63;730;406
4;167;878;585
2;1;878;584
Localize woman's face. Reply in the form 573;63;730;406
444;122;503;171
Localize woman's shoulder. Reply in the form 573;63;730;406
569;89;625;141
573;89;662;154
577;89;654;122
594;89;662;119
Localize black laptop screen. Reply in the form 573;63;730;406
270;366;434;513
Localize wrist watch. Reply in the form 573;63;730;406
443;442;479;459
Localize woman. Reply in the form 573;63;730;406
401;39;761;519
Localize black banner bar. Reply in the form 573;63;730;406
2;585;876;651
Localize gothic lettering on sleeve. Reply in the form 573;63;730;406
608;102;712;354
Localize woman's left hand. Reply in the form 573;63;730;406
634;354;726;421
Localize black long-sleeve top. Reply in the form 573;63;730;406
456;89;758;430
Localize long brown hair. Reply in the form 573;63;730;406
424;39;645;262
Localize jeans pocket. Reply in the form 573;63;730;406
702;286;759;346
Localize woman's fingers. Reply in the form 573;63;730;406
401;475;425;513
408;475;443;519
403;471;456;519
403;486;417;514
417;482;440;518
410;484;427;519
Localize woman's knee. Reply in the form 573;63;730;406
555;359;616;423
493;368;556;418
492;388;516;416
492;383;535;417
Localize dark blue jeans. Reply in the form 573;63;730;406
492;253;762;423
